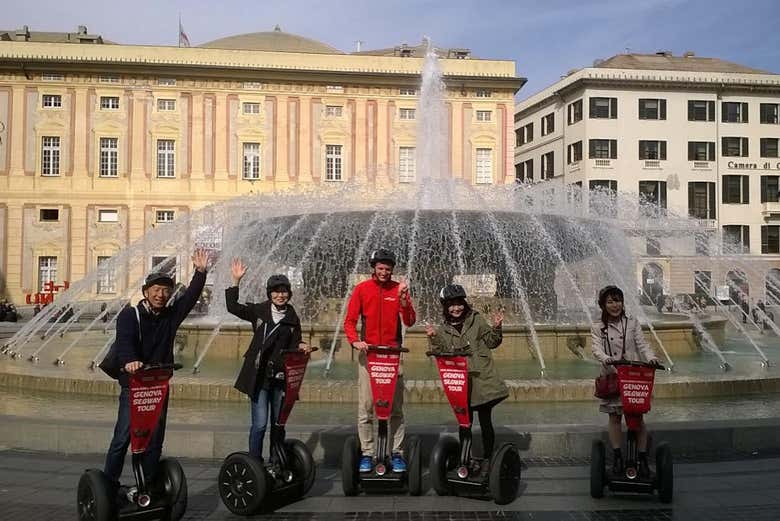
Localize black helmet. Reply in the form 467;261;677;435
597;285;624;309
369;249;396;268
143;272;174;292
266;274;292;298
439;284;467;303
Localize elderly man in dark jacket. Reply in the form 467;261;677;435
103;249;208;487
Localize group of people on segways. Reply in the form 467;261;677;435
79;246;672;520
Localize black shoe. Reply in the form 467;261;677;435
638;460;651;479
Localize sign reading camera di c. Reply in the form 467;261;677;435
727;160;780;171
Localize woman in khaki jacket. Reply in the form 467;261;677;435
591;285;661;476
425;284;508;470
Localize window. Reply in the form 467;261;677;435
475;148;493;184
151;256;176;280
325;105;343;117
722;137;749;157
762;226;780;254
325;144;342;181
541;113;554;136
589;180;617;191
476;110;492;122
589;139;617;159
516;159;533;182
589;97;617;119
761;176;780;203
399;88;416;96
100;96;119;110
589;180;618;215
760;103;779;124
722;175;749;204
242;143;261;180
242;102;260;114
639;99;666;120
155;210;175;224
567;141;583;163
157;99;176;111
722;102;749;123
567;99;583;125
695;232;713;256
96;256;116;294
42;94;62;108
723;225;750;254
40;208;59;221
638;140;667;160
638;181;667;216
99;137;118;177
98;209;119;223
399;146;415;183
688;141;716;161
541;151;554;179
41;136;60;176
399;108;415;120
42;73;64;81
694;271;712;297
156;140;175;178
158;78;176;86
518;123;533;145
688;182;716;219
38;256;57;292
475;89;492;98
760;138;779;158
99;75;120;84
688;100;715;121
646;236;661;256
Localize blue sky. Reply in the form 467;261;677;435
3;0;779;99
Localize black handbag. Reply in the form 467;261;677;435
99;307;140;380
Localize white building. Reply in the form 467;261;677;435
515;52;780;307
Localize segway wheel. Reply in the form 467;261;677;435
284;438;316;497
429;436;458;496
590;439;606;499
159;458;187;521
76;469;115;521
488;443;521;505
407;435;423;496
655;442;674;503
218;452;267;515
341;435;360;496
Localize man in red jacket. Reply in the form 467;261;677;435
344;248;416;473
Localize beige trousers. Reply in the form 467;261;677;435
357;351;405;457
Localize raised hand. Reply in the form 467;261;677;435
192;249;209;272
398;277;410;304
231;258;247;284
424;324;436;337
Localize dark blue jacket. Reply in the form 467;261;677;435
115;270;206;385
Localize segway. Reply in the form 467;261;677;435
77;363;187;521
427;350;521;505
341;345;422;496
590;360;673;503
218;347;317;515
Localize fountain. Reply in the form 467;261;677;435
1;39;777;410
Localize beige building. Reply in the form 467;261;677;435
515;52;780;306
0;26;524;304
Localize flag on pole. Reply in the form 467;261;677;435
178;18;190;47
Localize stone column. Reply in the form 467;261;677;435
8;86;25;176
190;92;204;180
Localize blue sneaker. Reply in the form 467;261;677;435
359;455;373;473
391;453;407;473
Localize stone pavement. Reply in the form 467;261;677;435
1;449;780;521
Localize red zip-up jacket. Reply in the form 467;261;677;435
344;277;416;347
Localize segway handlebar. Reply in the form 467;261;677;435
365;345;409;353
425;350;471;357
607;359;665;371
283;346;319;353
121;362;183;373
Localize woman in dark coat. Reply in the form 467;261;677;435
425;284;509;469
226;258;309;460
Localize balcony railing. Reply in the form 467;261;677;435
693;161;712;169
643;160;661;168
594;159;611;167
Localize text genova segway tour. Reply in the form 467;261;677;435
218;347;317;515
342;345;422;496
427;350;521;504
77;363;187;521
591;360;673;503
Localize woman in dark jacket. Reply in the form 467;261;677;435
226;258;309;460
425;284;509;468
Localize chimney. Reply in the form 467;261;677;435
15;25;30;41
